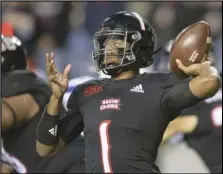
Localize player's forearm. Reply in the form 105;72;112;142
36;96;63;156
47;95;62;115
190;66;221;99
36;137;64;157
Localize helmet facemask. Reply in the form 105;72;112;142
92;29;141;72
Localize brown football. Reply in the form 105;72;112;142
170;21;212;79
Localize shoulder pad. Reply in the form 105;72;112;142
62;76;97;110
2;70;50;98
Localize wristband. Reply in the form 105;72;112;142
36;107;60;145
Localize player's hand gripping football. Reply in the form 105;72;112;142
176;59;212;77
46;52;72;99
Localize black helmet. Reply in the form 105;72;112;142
1;34;27;75
92;11;156;75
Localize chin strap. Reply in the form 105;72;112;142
103;68;123;77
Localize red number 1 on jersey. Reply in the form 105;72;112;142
99;120;113;173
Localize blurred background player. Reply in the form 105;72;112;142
1;34;51;173
161;88;222;173
1;33;86;174
157;41;222;173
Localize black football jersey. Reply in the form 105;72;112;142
2;70;51;173
182;89;222;173
59;72;201;173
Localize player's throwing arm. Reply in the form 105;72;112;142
169;21;221;100
176;59;221;99
36;52;72;156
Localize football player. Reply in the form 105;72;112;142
36;11;221;173
1;34;51;173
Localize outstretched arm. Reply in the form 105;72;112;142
36;52;74;156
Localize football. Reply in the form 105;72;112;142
169;21;212;79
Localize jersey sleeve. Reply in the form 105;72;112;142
160;74;202;121
58;86;84;145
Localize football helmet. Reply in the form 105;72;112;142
1;34;27;75
92;11;157;75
